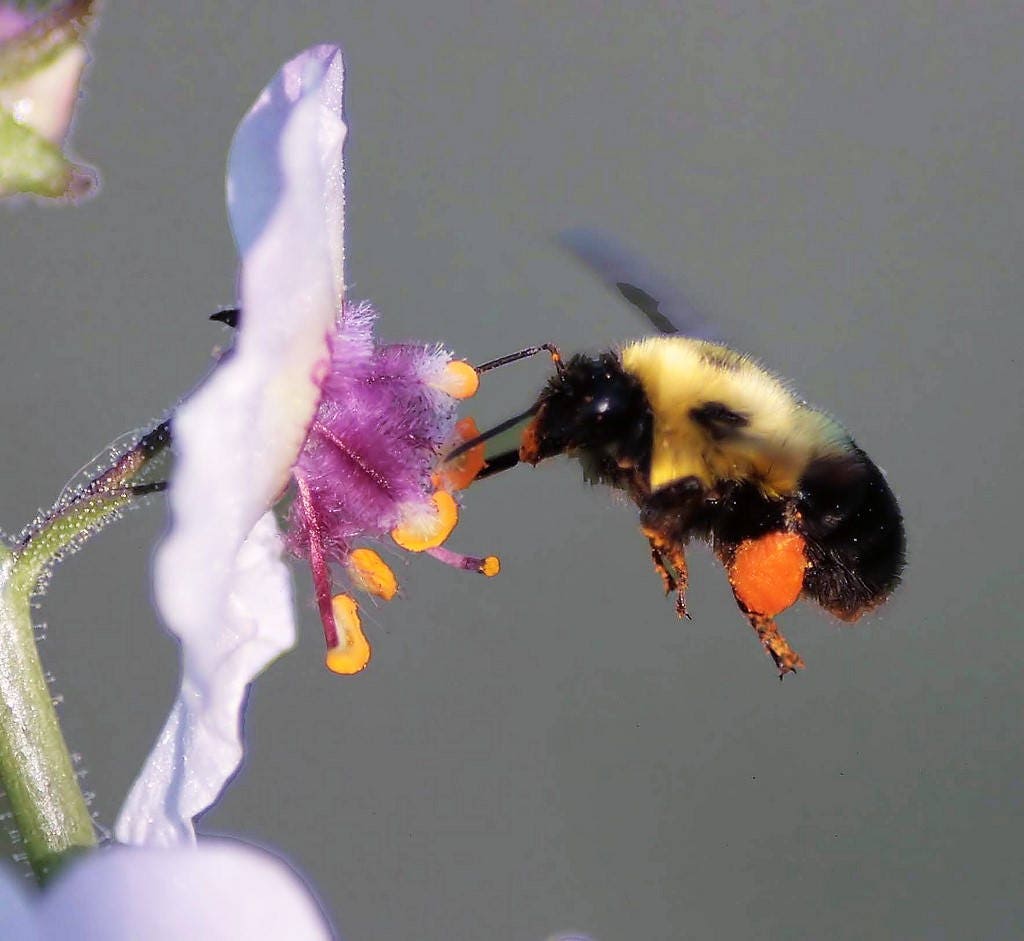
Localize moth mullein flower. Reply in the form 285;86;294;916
117;45;345;846
117;41;495;845
0;0;98;200
287;302;497;675
1;45;345;936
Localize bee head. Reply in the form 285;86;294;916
520;352;651;465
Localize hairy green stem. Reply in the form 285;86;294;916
0;419;170;882
0;545;96;882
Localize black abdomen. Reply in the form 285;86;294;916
796;449;905;618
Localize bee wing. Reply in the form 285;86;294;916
558;226;718;340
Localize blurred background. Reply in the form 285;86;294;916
4;2;1023;938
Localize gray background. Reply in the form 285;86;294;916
4;2;1023;938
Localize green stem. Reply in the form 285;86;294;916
0;545;96;882
0;418;171;882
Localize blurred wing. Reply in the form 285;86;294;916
558;226;718;340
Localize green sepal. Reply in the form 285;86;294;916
0;105;74;197
10;492;134;597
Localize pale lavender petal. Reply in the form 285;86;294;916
116;514;293;846
39;840;333;940
0;864;40;940
227;43;346;313
115;46;346;846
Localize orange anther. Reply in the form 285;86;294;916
438;417;487;491
729;532;807;617
325;594;372;675
347;548;398;601
391;491;458;552
432;360;480;400
480;556;500;577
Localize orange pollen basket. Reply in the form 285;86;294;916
729;532;808;617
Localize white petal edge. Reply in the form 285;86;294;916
0;859;39;941
0;839;332;940
115;45;347;846
116;513;294;845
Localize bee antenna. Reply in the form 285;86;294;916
475;343;563;375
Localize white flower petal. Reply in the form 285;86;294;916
116;514;294;846
0;839;333;940
115;45;347;846
227;43;345;310
0;863;40;941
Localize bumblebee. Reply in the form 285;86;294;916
452;230;905;676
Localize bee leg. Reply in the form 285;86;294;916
649;542;675;594
642;526;690;619
721;532;809;677
639;479;703;620
736;607;805;678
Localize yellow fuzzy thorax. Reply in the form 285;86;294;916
619;337;848;496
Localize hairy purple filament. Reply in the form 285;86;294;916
285;301;466;658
